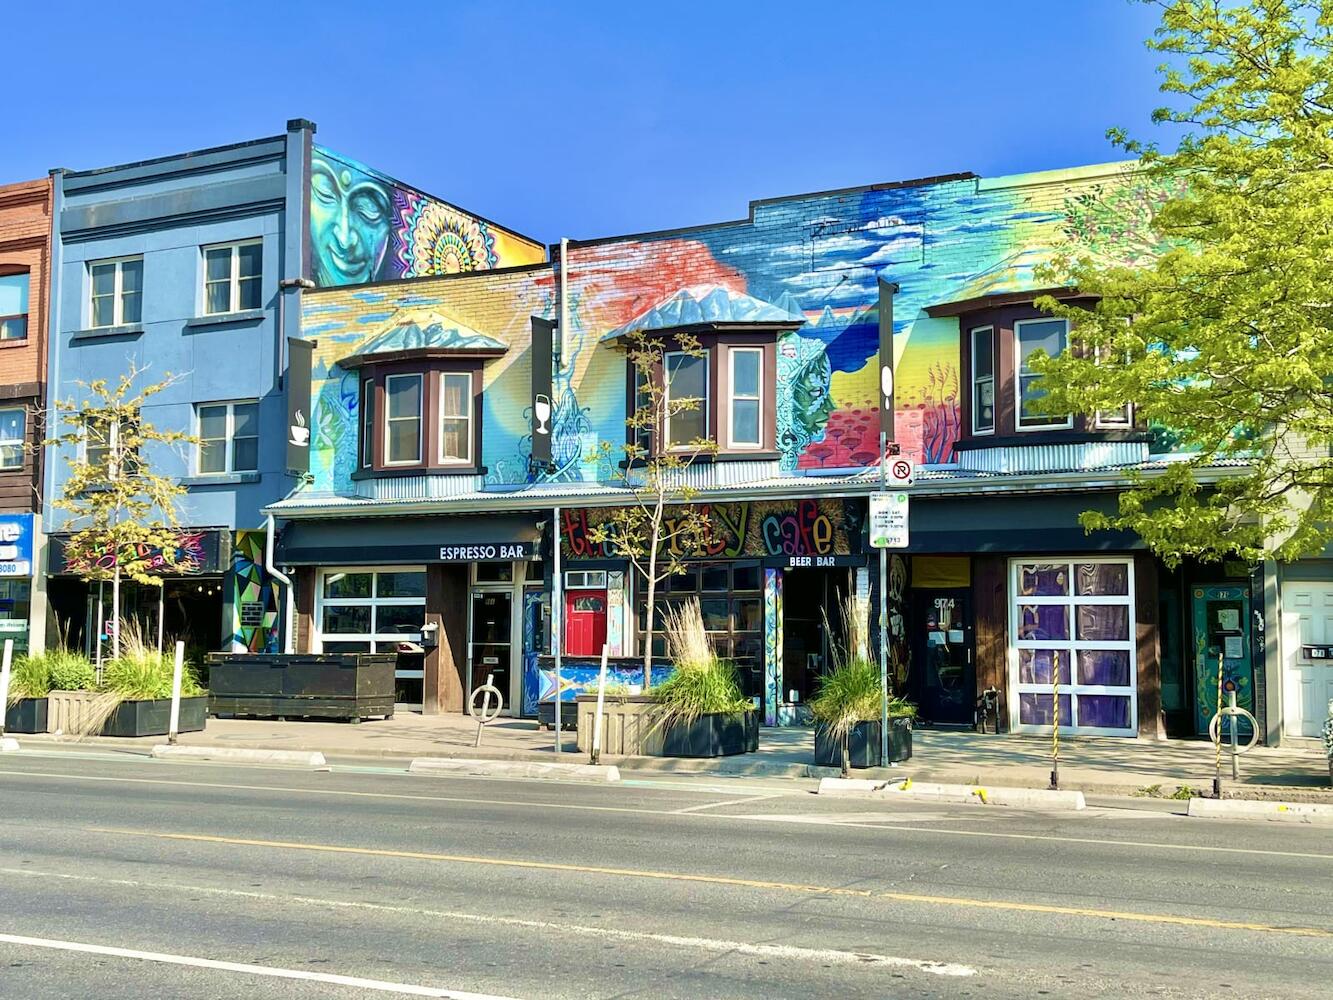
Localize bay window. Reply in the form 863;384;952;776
438;372;473;464
665;352;708;449
355;365;482;474
728;348;763;448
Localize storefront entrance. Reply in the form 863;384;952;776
470;590;513;709
908;588;974;727
1280;580;1333;738
781;567;849;707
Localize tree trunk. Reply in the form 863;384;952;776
643;518;661;689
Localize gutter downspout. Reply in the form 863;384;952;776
558;237;569;369
265;510;295;654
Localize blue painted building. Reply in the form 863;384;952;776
43;120;316;653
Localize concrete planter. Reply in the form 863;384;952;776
205;653;395;722
47;690;105;735
575;695;758;758
3;698;48;734
813;717;913;768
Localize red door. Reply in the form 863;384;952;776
564;590;608;656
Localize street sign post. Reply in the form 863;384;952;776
869;492;910;550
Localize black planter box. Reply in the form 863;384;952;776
814;717;913;768
643;711;758;758
206;653;395;721
4;698;48;734
100;697;208;738
537;701;578;731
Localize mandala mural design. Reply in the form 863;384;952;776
398;194;496;276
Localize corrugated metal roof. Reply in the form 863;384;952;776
601;284;806;342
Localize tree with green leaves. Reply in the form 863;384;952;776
1034;0;1333;564
48;365;197;659
589;330;716;683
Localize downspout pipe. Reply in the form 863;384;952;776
264;512;295;654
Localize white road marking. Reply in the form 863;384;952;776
672;793;782;813
3;766;1330;860
0;867;976;978
0;931;519;999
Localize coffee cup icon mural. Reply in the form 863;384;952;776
290;409;310;447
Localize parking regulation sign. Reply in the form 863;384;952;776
869;492;909;549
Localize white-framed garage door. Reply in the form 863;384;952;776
1280;582;1333;738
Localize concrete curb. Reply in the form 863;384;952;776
408;757;621;783
816;777;906;795
150;745;327;767
0;736;19;753
1187;797;1333;824
896;781;1086;810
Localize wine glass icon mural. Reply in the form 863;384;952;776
534;394;552;436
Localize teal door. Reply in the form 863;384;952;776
1191;585;1253;737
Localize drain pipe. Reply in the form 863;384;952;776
265;511;295;654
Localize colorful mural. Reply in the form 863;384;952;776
560;499;864;562
230;530;280;654
763;568;782;726
310;146;544;288
300;161;1174;488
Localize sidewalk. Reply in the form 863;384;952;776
20;711;1332;800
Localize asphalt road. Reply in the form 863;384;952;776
0;748;1330;999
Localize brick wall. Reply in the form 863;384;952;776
0;177;52;512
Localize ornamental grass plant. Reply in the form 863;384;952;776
6;653;55;706
651;599;751;730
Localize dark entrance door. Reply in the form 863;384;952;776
908;588;975;727
470;591;512;710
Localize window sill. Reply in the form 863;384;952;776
70;324;144;341
620;450;779;469
184;309;265;331
181;471;262;487
351;465;486;481
0;337;29;350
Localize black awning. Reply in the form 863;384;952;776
899;493;1143;555
276;514;544;565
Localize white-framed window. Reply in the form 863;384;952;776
1093;346;1134;428
438;371;473;465
565;570;608;589
384;373;423;465
1014;318;1072;430
665;350;708;449
202;239;262;316
195;400;259;475
0;272;30;341
0;407;24;470
1008;558;1137;737
315;567;426;656
89;256;143;328
83;415;140;479
970;325;995;435
360;378;374;468
727;348;763;448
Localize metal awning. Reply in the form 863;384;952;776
600;284;806;342
276;513;545;565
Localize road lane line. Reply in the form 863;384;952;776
672;793;782;813
0;868;975;978
0;931;519;999
86;828;1333;939
6;766;1332;861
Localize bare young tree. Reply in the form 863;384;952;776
590;330;717;684
46;364;197;660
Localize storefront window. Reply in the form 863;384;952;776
1010;559;1137;735
316;568;425;653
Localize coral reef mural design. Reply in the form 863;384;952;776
300;161;1171;490
310;146;544;288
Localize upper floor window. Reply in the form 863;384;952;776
1015;318;1071;431
728;348;763;449
360;378;374;469
969;326;995;435
196;400;259;475
665;352;708;449
384;373;423;465
0;272;28;341
203;240;262;316
438;372;473;465
0;407;25;471
89;257;143;328
83;415;141;479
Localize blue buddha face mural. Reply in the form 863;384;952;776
310;152;394;286
308;147;545;288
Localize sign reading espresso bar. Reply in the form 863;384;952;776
438;542;535;562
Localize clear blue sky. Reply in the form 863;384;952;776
6;0;1174;244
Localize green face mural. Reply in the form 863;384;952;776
310;154;393;287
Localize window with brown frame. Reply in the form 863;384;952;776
628;334;779;459
357;363;482;475
0;271;29;342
